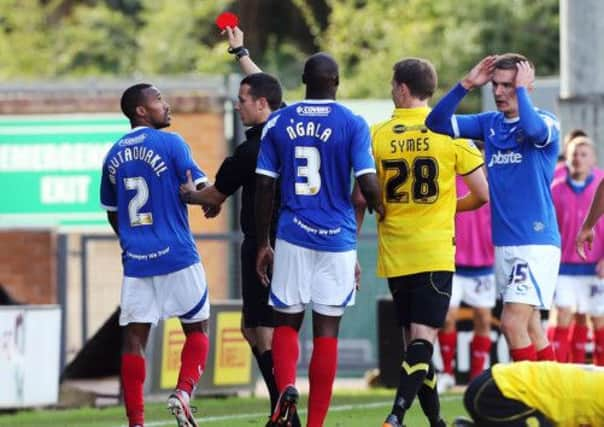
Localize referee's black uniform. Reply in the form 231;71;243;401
214;123;279;328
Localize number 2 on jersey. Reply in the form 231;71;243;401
295;146;321;195
123;176;153;226
382;157;439;203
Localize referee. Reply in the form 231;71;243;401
179;28;300;427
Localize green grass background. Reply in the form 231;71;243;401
0;390;465;427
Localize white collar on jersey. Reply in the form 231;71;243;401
126;126;149;134
503;116;520;123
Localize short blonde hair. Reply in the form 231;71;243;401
566;136;596;165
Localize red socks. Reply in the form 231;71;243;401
552;326;570;362
121;353;146;427
438;331;456;375
308;337;338;427
470;335;491;379
570;323;588;363
536;344;556;361
272;326;300;391
594;328;604;366
510;344;537;361
177;331;209;396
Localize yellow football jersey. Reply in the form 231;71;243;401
372;107;483;277
493;361;604;427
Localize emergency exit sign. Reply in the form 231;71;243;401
0;114;129;228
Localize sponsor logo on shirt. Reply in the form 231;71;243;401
487;150;523;167
118;133;147;146
296;105;331;117
533;222;545;232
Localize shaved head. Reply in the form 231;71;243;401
302;52;339;96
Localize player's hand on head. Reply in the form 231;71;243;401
514;61;534;89
576;227;594;260
461;55;497;90
256;244;274;287
223;26;244;49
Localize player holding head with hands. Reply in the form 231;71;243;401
427;54;561;363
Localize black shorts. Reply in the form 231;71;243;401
387;271;452;328
241;237;274;328
464;369;553;426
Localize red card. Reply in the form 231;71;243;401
215;12;239;30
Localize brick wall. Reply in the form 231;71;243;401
0;229;56;304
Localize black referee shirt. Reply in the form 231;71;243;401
214;123;279;239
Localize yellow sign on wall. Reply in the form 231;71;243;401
213;311;252;385
160;317;186;389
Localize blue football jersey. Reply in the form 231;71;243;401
427;84;562;247
455;109;561;246
100;127;207;277
256;100;376;251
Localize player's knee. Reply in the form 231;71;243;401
556;307;574;326
574;312;588;325
405;339;433;365
122;334;145;355
500;315;520;338
474;311;492;334
443;310;457;331
240;326;256;347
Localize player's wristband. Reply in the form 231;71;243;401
227;45;249;60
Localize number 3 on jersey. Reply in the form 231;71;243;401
124;176;153;226
295;146;321;195
382;157;439;203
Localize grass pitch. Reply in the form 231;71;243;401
0;389;466;427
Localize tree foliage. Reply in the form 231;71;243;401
0;0;558;100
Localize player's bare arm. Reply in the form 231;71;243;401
460;55;498;90
351;182;367;290
107;211;119;236
351;182;367;230
577;179;604;259
179;169;223;218
180;170;227;205
457;167;489;212
254;174;276;286
357;173;385;221
224;26;262;75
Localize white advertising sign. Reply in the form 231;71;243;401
0;306;61;408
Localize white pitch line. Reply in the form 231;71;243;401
115;395;461;427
